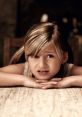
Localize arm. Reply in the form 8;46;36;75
0;63;24;86
70;65;82;75
55;65;82;88
39;75;82;89
39;65;82;89
0;63;25;74
0;72;24;86
0;64;42;88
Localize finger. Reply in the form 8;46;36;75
40;81;58;85
42;84;55;89
53;80;69;88
51;78;62;81
36;78;62;83
33;82;44;88
36;79;48;83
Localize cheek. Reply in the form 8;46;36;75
49;60;61;71
28;58;34;69
28;58;37;72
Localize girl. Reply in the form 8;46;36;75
0;22;82;89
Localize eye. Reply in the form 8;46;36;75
47;54;55;58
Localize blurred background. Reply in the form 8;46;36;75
0;0;82;66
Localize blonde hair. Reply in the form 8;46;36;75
10;22;66;64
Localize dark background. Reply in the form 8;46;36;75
16;0;82;36
0;0;82;66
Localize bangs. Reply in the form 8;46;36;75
24;22;61;60
24;34;48;59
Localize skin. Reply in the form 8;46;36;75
38;66;82;89
0;64;42;88
0;42;82;88
28;41;67;80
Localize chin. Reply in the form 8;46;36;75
35;76;51;80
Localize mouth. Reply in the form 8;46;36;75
37;70;49;76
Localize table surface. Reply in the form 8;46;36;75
0;87;82;117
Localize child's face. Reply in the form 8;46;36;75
28;42;67;80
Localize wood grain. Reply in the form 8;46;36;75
0;88;82;117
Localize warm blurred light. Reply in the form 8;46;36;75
40;13;48;22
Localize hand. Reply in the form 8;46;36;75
36;78;62;89
55;77;74;88
39;77;76;89
23;76;43;88
56;76;82;88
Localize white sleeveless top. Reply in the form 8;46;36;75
23;62;28;76
65;63;74;76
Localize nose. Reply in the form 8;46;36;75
39;56;47;68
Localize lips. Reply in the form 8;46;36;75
37;70;49;75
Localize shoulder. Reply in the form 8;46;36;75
0;63;25;75
67;63;82;75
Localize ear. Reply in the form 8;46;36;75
62;52;68;64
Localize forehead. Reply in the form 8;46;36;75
38;41;56;54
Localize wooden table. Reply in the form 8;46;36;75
0;87;82;117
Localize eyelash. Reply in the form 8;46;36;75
34;54;55;59
47;54;55;58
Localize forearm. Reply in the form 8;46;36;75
38;76;82;89
58;75;82;88
71;75;82;87
0;72;24;86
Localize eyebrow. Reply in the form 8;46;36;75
42;50;56;53
38;51;56;56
